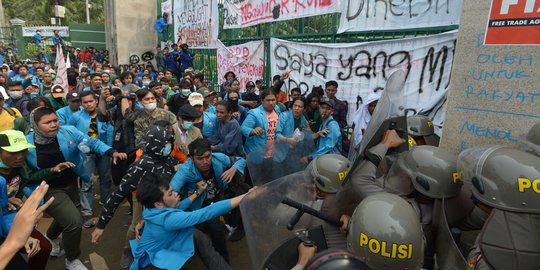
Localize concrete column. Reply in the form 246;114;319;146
9;18;25;59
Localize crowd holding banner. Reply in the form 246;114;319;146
217;40;265;92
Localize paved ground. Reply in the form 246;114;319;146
37;197;252;270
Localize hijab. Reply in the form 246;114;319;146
353;92;381;144
29;107;58;145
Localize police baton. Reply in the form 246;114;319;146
281;198;343;230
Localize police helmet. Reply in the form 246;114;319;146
521;122;540;156
401;146;460;199
458;145;540;214
311;154;350;193
407;115;434;137
304;249;370;270
347;193;424;270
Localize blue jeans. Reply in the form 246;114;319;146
80;154;112;216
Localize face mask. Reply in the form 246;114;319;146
143;102;157;111
0;161;10;169
182;121;194;130
162;143;172;156
142;80;150;86
181;89;191;97
30;92;39;98
162;85;169;91
8;90;23;99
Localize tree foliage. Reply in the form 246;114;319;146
3;0;105;25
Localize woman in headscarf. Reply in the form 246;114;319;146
352;92;381;146
24;106;126;270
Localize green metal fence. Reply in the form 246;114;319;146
157;1;458;91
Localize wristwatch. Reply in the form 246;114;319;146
194;191;200;196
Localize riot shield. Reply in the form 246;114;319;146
240;170;343;270
435;198;468;270
246;131;315;186
344;70;408;185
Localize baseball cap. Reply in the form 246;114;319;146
51;84;65;98
246;81;255;88
66;92;80;102
0;130;35;152
178;104;200;119
201;89;216;98
319;97;334;108
188;92;204;106
184;68;194;74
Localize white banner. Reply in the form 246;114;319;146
338;0;462;33
23;26;69;37
223;0;340;29
217;40;265;92
270;31;458;131
55;45;68;94
173;0;218;48
161;0;173;24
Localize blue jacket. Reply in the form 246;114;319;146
68;110;114;146
179;51;194;71
240;105;280;154
201;111;217;138
154;18;168;33
311;117;342;159
25;126;112;183
0;176;15;241
274;111;308;162
170;153;245;210
130;199;231;270
162;54;178;72
56;106;80;126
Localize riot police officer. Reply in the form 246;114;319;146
521;122;540;156
457;145;540;270
343;193;425;270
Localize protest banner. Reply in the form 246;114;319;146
23;26;69;37
217;40;265;92
161;0;173;24
484;0;540;45
222;0;339;29
338;0;462;33
55;45;68;94
173;0;218;48
270;31;458;132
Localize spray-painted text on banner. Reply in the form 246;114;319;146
174;0;218;48
217;40;265;92
270;31;458;132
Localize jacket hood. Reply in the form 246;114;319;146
144;125;173;159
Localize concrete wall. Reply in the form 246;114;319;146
440;1;540;154
105;0;157;67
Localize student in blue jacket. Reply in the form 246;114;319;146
25;106;126;270
301;98;343;164
130;174;254;270
68;91;115;227
169;138;246;262
240;89;281;155
274;97;312;176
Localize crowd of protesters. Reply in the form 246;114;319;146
0;36;352;270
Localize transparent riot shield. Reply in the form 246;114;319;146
240;170;341;270
344;70;408;185
246;130;315;186
356;70;408;159
435;198;468;270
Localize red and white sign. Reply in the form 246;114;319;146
217;40;265;92
485;0;540;45
222;0;339;29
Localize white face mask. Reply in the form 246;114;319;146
143;102;157;111
8;90;23;99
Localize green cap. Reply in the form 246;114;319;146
0;130;35;152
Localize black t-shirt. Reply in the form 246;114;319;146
36;139;78;188
202;169;218;206
294;117;301;131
